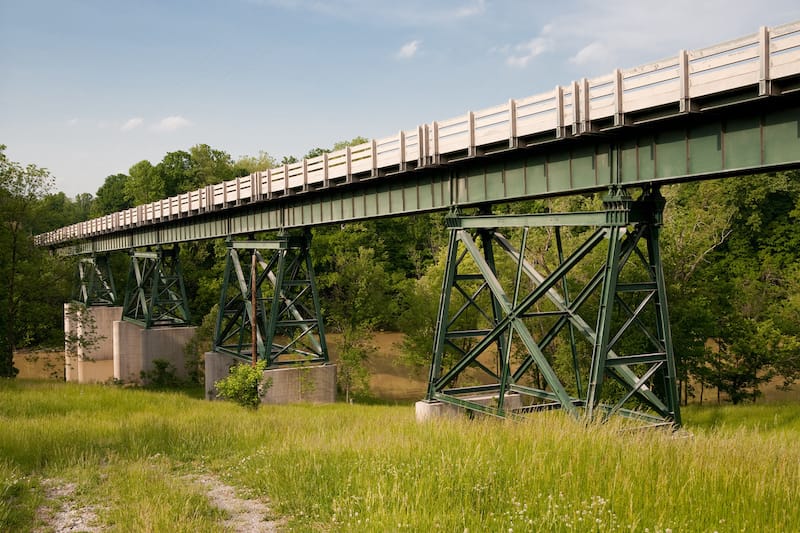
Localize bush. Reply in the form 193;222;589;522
140;359;181;388
214;361;271;409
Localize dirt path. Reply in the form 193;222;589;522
35;474;280;532
36;480;103;532
187;474;281;532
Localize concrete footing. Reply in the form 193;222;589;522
262;364;337;404
113;321;196;383
204;351;337;404
204;351;237;400
415;393;523;422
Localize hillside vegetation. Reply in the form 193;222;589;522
3;144;800;404
2;380;799;531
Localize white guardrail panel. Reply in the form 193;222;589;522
306;154;326;186
403;127;422;164
586;73;616;122
36;22;800;246
770;21;800;79
688;34;760;98
327;148;348;181
474;102;512;146
622;57;681;112
287;161;305;190
375;134;401;169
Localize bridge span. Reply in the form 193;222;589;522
37;22;800;426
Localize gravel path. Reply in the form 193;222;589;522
188;474;281;532
35;474;280;532
36;480;102;532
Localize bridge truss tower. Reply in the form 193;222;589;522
213;232;329;367
426;186;681;427
121;246;191;328
72;254;117;306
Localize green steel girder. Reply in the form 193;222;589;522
213;233;328;367
61;102;800;255
121;246;191;328
426;188;681;426
72;254;117;306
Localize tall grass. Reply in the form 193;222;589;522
2;379;799;531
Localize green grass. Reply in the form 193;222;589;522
2;379;799;531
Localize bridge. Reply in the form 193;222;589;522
38;22;800;427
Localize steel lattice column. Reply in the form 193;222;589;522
213;232;328;367
72;254;117;306
121;246;191;328
425;188;681;427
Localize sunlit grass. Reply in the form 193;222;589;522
2;379;799;531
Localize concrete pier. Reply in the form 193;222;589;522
64;304;122;384
113;321;196;384
261;364;337;404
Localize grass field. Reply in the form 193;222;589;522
2;379;799;532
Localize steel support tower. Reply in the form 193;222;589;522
121;246;191;328
426;186;681;427
72;254;117;306
213;232;328;367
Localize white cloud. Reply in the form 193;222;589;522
396;39;421;59
505;34;553;68
541;0;800;74
454;0;485;18
152;115;192;132
121;117;144;131
569;42;608;66
66;118;79;127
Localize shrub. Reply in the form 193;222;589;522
140;359;180;388
214;361;271;409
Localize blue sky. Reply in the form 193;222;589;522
2;0;799;197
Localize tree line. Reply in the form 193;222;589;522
1;142;798;404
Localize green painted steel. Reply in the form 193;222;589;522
426;188;681;426
72;255;117;306
213;234;328;367
121;247;191;328
51;103;800;255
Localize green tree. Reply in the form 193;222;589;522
157;150;193;197
188;144;235;187
235;151;277;175
663;173;800;403
125;160;162;205
93;173;132;216
320;246;394;401
0;145;54;377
